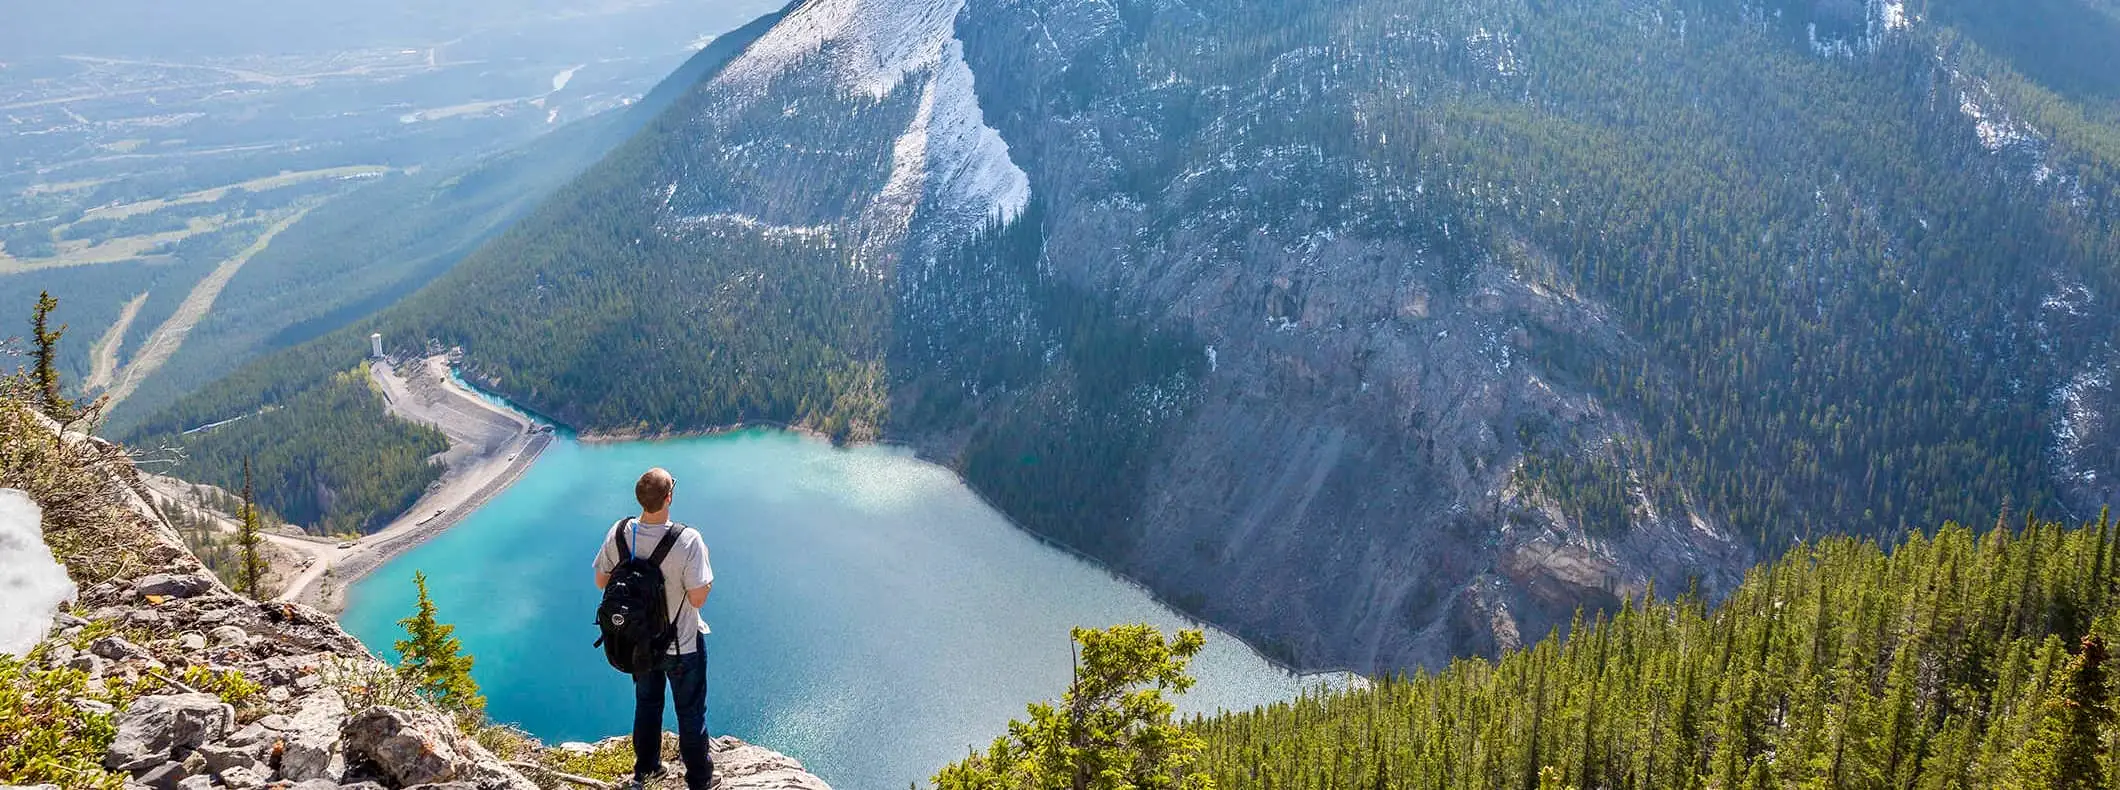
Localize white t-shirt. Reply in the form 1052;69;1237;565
592;518;713;654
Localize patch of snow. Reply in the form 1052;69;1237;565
670;212;836;242
1956;77;2044;153
1465;27;1521;77
2044;281;2094;318
2052;363;2113;488
717;0;966;99
1877;0;1909;31
920;40;1032;223
0;490;73;657
717;0;1030;248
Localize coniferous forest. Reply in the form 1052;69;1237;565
1191;512;2120;789
111;0;2120;672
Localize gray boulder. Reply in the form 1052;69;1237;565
67;652;105;678
135;573;214;599
209;625;248;646
215;765;267;790
104;694;234;772
173;776;214;790
91;635;151;663
132;761;190;790
343;706;463;787
195;741;256;773
279;688;348;782
711;736;837;790
122;609;168;631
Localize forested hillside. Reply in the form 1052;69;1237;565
130;0;2120;669
1189;511;2120;790
118;6;801;532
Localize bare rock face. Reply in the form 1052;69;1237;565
343;707;464;787
279;688;348;782
712;736;836;790
105;694;236;772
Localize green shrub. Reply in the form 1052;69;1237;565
0;652;124;789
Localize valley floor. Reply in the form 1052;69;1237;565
274;355;549;611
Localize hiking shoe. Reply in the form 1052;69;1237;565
631;766;671;788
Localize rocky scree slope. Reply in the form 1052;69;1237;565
223;0;2120;674
5;417;829;790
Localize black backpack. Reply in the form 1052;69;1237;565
592;517;685;674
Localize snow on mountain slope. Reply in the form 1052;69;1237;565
715;0;1031;250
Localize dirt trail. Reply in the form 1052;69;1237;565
101;208;309;409
86;291;149;392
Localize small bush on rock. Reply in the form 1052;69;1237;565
181;665;266;719
319;655;424;711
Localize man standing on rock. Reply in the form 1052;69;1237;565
594;468;715;790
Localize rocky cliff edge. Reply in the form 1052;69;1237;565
5;413;830;790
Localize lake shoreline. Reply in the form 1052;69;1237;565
365;375;1352;682
289;356;553;613
336;427;1349;789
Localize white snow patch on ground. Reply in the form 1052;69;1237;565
920;40;1032;223
1877;0;1909;31
718;0;966;98
1466;27;1522;77
0;490;73;657
1957;78;2043;153
671;213;837;242
2053;364;2113;488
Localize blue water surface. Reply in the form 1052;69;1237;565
340;429;1331;790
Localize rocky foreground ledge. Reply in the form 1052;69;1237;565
6;414;830;790
17;565;832;790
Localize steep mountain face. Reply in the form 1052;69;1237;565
182;0;2120;672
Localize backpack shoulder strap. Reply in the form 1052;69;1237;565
645;523;685;566
612;517;635;562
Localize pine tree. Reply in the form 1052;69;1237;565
394;571;484;713
29;291;75;421
237;457;265;599
934;625;1214;790
2016;635;2110;790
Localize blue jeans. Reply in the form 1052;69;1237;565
632;635;712;789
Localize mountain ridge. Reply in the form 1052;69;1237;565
137;0;2120;674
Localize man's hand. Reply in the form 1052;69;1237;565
687;583;711;608
595;571;610;590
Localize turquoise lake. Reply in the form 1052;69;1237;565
340;429;1332;790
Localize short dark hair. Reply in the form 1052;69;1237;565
636;468;674;511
